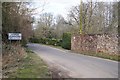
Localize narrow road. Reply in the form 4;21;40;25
27;43;118;78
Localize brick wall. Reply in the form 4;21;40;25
71;34;119;55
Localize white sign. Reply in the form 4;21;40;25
8;33;22;40
73;37;76;39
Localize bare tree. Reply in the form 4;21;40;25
67;1;118;35
2;2;35;43
38;13;54;27
34;13;55;38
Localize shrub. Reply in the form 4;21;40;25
61;32;71;50
29;38;40;43
47;38;62;46
40;38;48;44
49;39;56;45
56;39;62;46
29;37;62;46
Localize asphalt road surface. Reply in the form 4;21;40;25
27;43;118;78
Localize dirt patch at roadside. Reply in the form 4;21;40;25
43;60;71;79
50;66;71;78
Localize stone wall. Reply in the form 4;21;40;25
71;34;119;55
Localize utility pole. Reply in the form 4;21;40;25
90;0;92;34
91;0;92;17
90;0;93;33
80;0;82;34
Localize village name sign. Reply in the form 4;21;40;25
8;33;22;40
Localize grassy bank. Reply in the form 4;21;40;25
8;48;52;78
86;52;119;61
70;50;119;61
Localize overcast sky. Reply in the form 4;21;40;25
31;0;117;19
43;0;80;18
31;0;79;19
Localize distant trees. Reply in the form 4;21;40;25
54;15;72;38
33;1;118;41
38;13;54;27
34;13;55;38
34;13;73;39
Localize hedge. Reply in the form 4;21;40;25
61;32;71;50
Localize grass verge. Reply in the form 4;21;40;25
8;48;52;78
72;50;119;61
